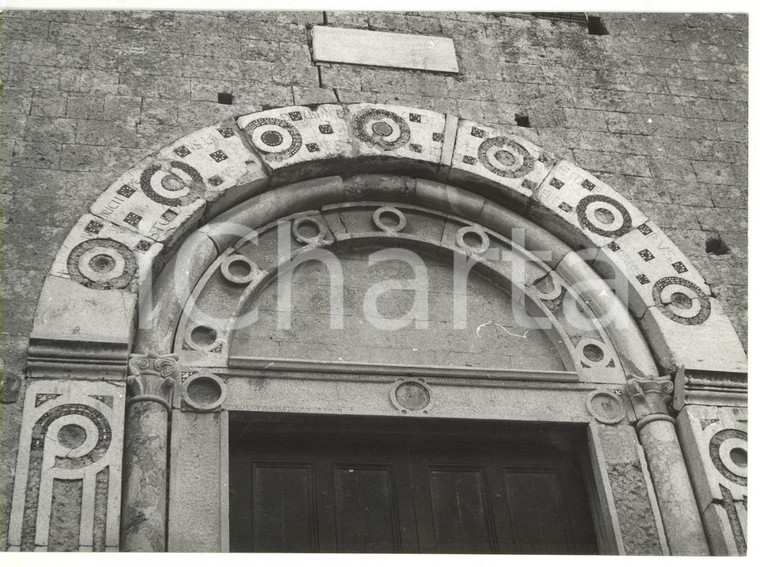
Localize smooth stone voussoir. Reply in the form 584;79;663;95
50;213;163;293
640;297;747;373
530;160;649;250
447;119;556;209
31;275;137;348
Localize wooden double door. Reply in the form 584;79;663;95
229;415;598;554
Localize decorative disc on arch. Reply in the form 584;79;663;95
140;161;205;207
477;136;535;179
651;276;711;325
243;117;303;160
351;108;411;151
576;194;633;239
67;238;138;290
709;429;747;487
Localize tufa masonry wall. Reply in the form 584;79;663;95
0;10;748;550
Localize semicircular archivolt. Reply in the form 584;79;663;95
31;103;746;379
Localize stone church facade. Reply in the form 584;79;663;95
0;11;748;555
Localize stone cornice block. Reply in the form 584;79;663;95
446;120;557;210
672;367;748;410
29;275;136;380
529;160;649;250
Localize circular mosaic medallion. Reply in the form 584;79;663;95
391;379;432;413
477;137;535;179
351;108;411;151
709;429;747;486
182;373;227;412
244;117;302;160
68;238;138;290
576;194;633;238
140;161;205;207
586;390;626;425
651;276;711;325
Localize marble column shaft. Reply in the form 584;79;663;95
626;374;709;555
120;355;178;552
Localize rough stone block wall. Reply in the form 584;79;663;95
0;11;748;549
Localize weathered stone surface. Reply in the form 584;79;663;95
595;221;710;319
531;160;649;249
121;354;178;552
639;297;747;373
87;150;205;247
447;119;557;209
48;214;162;292
346;103;449;177
31;275;137;349
237;104;352;184
7;379;125;551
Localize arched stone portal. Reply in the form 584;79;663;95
8;103;747;555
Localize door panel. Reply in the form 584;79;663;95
229;417;599;555
426;467;494;553
251;463;316;552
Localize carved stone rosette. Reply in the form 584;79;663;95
8;380;126;551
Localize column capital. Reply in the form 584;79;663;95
625;373;675;428
126;354;179;411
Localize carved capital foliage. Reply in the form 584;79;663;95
625;374;674;426
126;354;179;410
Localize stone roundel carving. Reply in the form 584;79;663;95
652;276;711;325
67;238;138;290
243;117;303;160
186;323;224;353
221;254;259;285
576;194;633;238
351;108;411;151
456;225;491;255
372;206;407;233
140;161;205;207
709;429;747;487
391;378;433;414
477;136;535;179
586;390;626;425
576;338;614;368
292;216;327;245
181;373;227;412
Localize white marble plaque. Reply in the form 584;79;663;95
312;26;459;73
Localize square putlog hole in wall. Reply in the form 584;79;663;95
515;112;531;128
587;16;609;36
218;92;234;105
